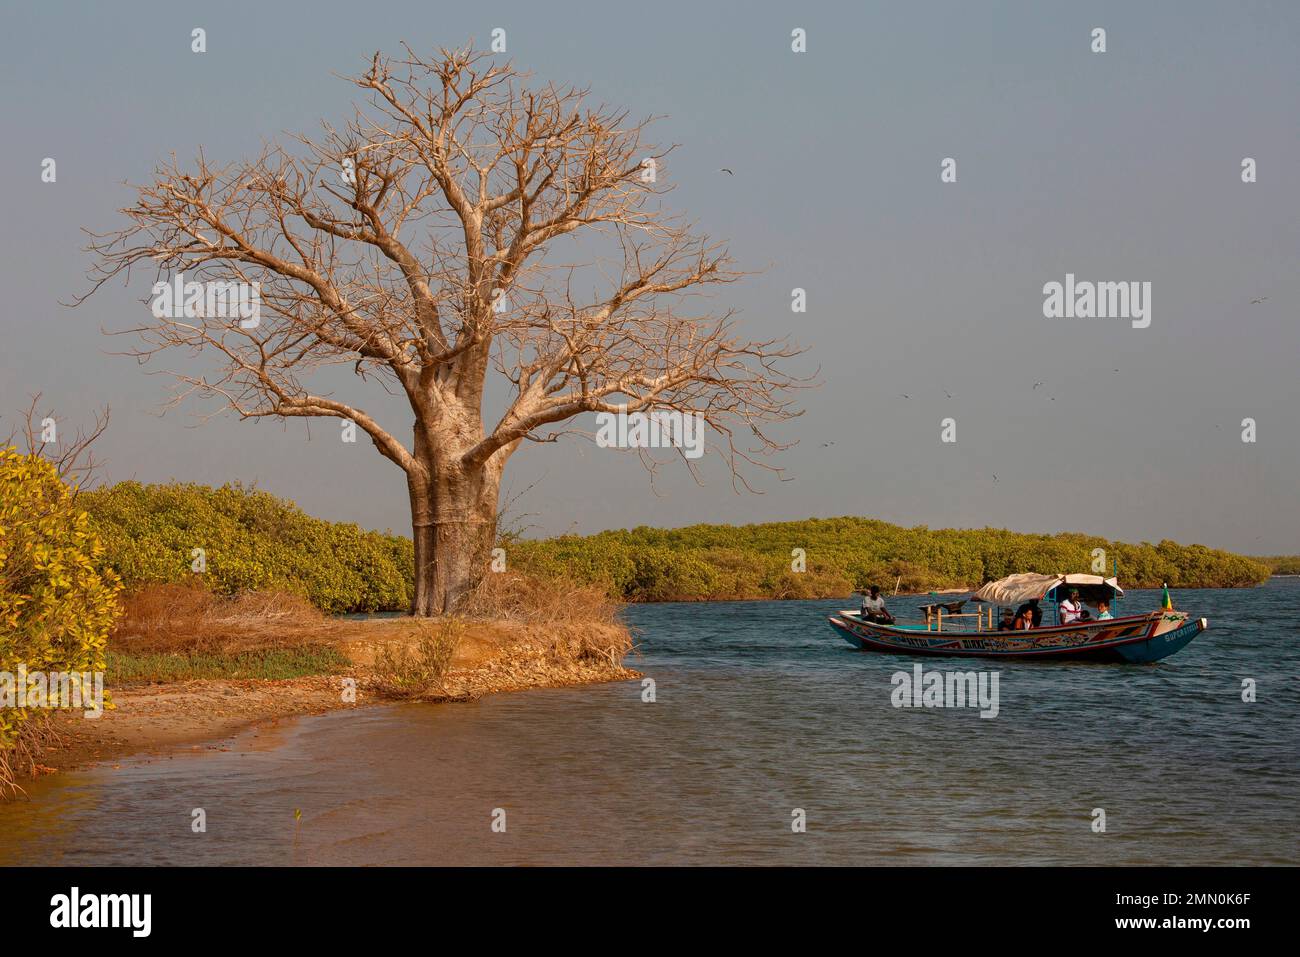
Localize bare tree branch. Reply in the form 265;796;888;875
2;393;111;492
78;44;808;613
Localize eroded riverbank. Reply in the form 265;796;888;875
18;616;638;784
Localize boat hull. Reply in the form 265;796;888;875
827;609;1206;662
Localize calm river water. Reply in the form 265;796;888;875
2;582;1296;865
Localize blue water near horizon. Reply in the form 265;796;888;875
1;581;1295;865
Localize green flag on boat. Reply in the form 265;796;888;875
1161;583;1173;610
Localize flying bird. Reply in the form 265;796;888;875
720;168;734;176
900;393;910;399
1032;381;1044;390
942;388;953;399
1250;297;1268;304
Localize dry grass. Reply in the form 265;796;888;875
372;618;464;699
114;572;622;650
112;582;328;655
105;583;347;685
106;574;637;705
457;569;620;625
454;570;633;673
521;621;635;669
111;577;633;679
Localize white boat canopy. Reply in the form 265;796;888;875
972;573;1123;606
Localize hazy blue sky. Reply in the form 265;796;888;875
1;1;1296;553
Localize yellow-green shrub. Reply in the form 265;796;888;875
81;481;412;614
0;448;122;750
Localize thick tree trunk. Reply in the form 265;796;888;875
409;481;439;617
409;461;500;617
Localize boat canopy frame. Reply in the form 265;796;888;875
971;573;1123;608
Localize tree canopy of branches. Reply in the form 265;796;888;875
82;45;803;615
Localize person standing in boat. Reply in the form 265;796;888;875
860;586;896;624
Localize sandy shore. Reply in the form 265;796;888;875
34;618;639;778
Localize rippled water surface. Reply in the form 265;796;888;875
2;582;1296;865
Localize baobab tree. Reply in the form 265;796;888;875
81;45;803;615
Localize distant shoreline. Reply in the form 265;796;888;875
613;581;1267;603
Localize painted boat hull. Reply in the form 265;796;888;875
827;609;1207;662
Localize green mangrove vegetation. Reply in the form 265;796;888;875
79;483;1270;611
1253;556;1300;576
82;481;413;614
507;517;1270;601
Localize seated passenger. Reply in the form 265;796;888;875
1059;588;1086;624
1096;600;1113;620
860;585;896;624
1013;599;1042;629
